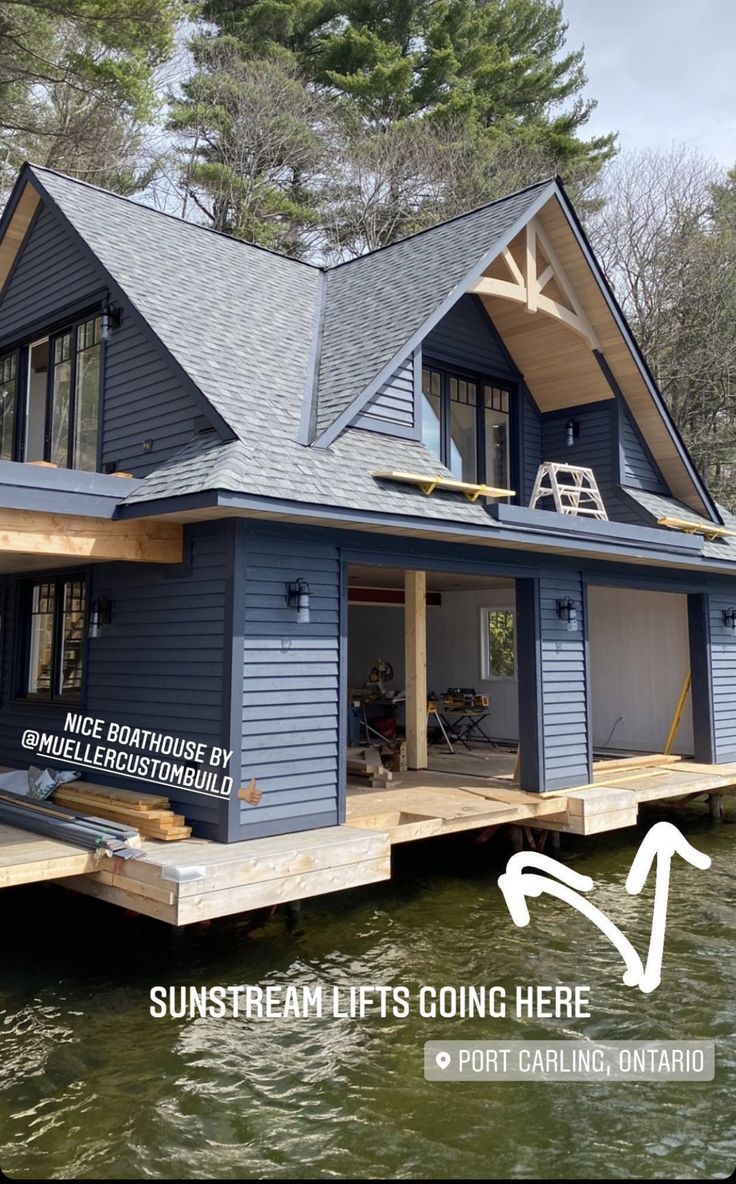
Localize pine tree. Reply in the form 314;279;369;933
175;0;616;255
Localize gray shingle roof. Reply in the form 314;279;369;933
31;166;320;451
623;486;736;562
121;427;498;530
24;166;553;531
314;180;554;439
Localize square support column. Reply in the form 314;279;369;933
687;593;716;763
405;570;427;769
516;573;591;792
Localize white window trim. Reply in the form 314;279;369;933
479;605;517;681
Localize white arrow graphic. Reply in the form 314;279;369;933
498;821;711;994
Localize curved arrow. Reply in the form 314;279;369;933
498;852;644;987
498;822;711;994
625;820;711;993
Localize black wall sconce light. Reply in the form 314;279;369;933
101;302;121;341
723;607;736;631
287;578;311;624
89;597;113;638
565;418;580;448
556;596;578;632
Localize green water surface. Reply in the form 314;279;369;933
0;807;734;1180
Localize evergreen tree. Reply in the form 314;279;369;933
0;0;181;196
175;0;615;255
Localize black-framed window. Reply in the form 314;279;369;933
421;364;511;489
21;575;87;701
2;312;102;471
0;350;17;461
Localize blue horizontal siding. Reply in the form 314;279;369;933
620;405;668;493
539;574;590;787
0;205;102;343
541;405;645;525
353;354;416;435
423;294;518;378
102;312;203;474
521;389;543;504
237;530;341;839
708;593;736;761
0;521;231;839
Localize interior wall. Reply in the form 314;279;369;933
348;605;405;692
587;585;693;755
430;589;518;740
348;586;518;742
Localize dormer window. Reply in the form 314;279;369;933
25;314;101;471
421;364;511;489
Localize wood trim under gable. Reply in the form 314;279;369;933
0;181;41;298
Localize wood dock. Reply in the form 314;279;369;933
0;754;734;924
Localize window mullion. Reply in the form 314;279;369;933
68;323;79;468
51;577;64;700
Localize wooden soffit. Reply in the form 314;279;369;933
468;194;709;516
0;180;41;296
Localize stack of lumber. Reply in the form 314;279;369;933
347;746;393;789
52;781;191;841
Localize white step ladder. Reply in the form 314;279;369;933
529;462;608;520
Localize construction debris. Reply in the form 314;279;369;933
347;746;393;789
52;780;192;841
0;788;142;855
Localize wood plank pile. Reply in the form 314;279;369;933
347;746;393;789
52;781;191;841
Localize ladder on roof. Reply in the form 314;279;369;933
529;462;608;520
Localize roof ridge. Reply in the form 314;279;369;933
26;162;321;272
327;176;558;269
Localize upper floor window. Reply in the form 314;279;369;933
421;365;511;490
0;351;17;461
0;313;102;472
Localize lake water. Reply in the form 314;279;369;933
1;806;734;1180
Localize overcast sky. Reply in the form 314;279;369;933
562;0;736;166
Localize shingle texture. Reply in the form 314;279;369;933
315;181;553;437
33;165;320;449
26;166;549;531
623;487;736;562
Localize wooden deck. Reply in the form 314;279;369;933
0;823;99;887
0;752;734;924
57;823;392;925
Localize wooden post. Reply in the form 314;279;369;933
708;793;723;822
405;570;427;769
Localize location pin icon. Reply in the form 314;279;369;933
435;1051;451;1070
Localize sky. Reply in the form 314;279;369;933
562;0;736;166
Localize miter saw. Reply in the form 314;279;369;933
366;657;394;698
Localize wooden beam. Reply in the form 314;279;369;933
0;508;182;563
525;221;538;313
469;275;527;303
502;246;525;286
405;570;427;770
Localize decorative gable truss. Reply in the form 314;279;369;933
468;217;601;351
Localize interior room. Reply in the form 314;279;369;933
347;564;520;787
587;584;693;757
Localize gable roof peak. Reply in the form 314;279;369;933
327;176;559;270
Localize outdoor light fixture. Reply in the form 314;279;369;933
89;597;113;638
287;578;311;624
101;302;121;341
723;607;736;631
565;418;580;447
556;596;578;631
